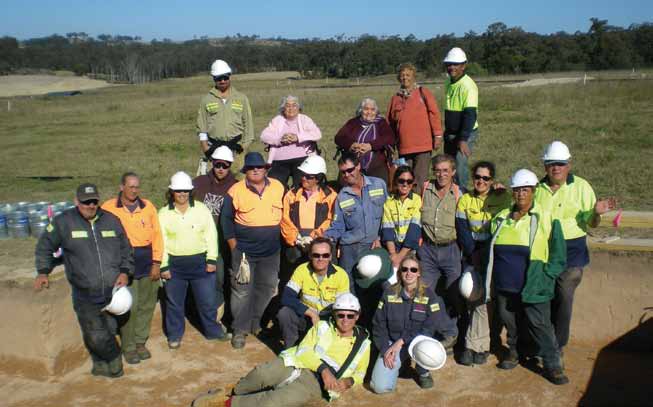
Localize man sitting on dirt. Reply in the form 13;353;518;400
534;141;617;361
277;237;350;349
34;183;133;378
191;293;370;407
102;172;163;365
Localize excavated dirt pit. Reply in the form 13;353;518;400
1;251;651;407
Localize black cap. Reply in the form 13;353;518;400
76;183;100;201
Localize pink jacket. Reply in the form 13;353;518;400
260;114;322;162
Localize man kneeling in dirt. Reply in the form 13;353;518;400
192;293;370;407
34;183;133;378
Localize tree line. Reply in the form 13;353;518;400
1;19;652;83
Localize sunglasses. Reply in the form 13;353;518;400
336;313;357;320
400;266;419;273
340;167;356;175
80;199;99;206
213;75;230;82
213;161;231;169
311;252;331;259
397;178;414;185
445;62;464;67
545;162;568;167
474;175;492;181
302;173;318;180
246;165;266;171
173;190;191;194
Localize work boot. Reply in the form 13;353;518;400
123;349;140;364
543;367;570;385
231;333;246;349
191;388;228;407
458;349;474;366
440;335;458;356
209;331;233;343
168;340;181;350
108;357;124;378
417;373;434;389
136;344;151;360
498;348;519;370
91;361;110;377
473;351;489;365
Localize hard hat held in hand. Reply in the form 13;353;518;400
408;335;447;370
459;265;483;302
333;293;361;313
169;171;194;190
443;47;467;64
542;140;571;162
357;254;382;279
510;169;538;189
210;59;232;76
103;286;132;315
297;155;327;175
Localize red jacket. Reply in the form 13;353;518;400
387;86;443;155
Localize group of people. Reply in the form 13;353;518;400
32;47;617;407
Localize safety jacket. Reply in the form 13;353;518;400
325;176;387;245
280;185;337;246
444;74;478;142
486;204;567;304
196;86;254;146
455;190;512;258
372;284;456;355
280;320;371;400
35;208;133;302
282;262;350;315
381;192;422;250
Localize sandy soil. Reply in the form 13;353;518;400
0;75;114;97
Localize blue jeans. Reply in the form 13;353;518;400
444;129;478;189
370;345;428;393
164;255;223;342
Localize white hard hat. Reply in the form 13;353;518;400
297;155;327;175
333;293;361;313
210;59;232;76
443;47;467;64
356;255;382;279
541;141;571;162
169;171;194;190
510;169;539;189
459;266;482;301
103;286;133;315
211;146;234;162
408;335;447;370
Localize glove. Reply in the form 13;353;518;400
236;253;251;284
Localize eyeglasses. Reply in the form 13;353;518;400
311;252;331;259
213;161;231;169
400;266;419;273
302;173;318;180
80;199;99;206
397;178;414;185
340;167;356;175
545;162;568;167
173;190;191;194
336;313;357;320
474;175;492;181
213;75;230;82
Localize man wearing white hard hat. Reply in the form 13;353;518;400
158;171;228;350
35;183;133;378
534;141;617;359
443;47;479;189
193;146;238;329
196;59;254;173
192;293;370;407
485;169;569;385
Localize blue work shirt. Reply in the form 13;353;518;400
325;176;387;245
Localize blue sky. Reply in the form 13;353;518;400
2;0;651;41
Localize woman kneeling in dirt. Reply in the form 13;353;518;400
191;293;370;407
487;169;569;385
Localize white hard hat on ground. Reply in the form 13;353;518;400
542;141;571;163
443;47;467;64
510;169;539;189
169;171;194;190
211;146;234;162
210;59;232;76
297;155;327;175
333;293;361;313
408;335;447;370
103;286;132;315
459;265;483;302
